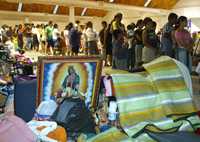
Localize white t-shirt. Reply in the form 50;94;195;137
52;28;60;40
85;28;98;42
32;27;40;42
64;30;70;46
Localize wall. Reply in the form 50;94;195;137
0;11;103;32
2;0;200;32
172;0;200;32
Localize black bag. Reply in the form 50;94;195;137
51;98;96;135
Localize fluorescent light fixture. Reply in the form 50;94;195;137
17;2;23;12
81;8;87;16
53;5;59;14
144;0;152;7
109;0;114;2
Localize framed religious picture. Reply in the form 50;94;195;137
37;56;103;109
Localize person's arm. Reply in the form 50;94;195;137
142;30;154;48
171;30;177;48
68;30;73;46
185;31;194;52
135;32;142;42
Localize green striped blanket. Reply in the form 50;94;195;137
86;56;200;142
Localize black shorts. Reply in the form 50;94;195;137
47;38;54;48
72;46;79;54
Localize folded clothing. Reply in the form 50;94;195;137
28;120;67;142
34;100;57;121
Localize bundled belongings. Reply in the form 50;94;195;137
86;56;200;142
34;100;58;121
0;114;37;142
0;76;14;114
0;44;10;62
13;53;35;75
51;97;96;138
28;120;67;142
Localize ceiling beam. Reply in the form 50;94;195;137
0;10;102;22
144;0;152;7
17;2;23;12
4;0;169;14
53;5;59;14
109;0;115;2
81;8;87;16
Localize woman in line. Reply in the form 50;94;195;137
175;16;194;73
142;19;159;63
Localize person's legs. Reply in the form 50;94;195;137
88;41;98;55
161;38;173;57
135;44;143;68
143;47;157;63
26;37;32;50
112;56;116;69
84;41;89;56
117;59;128;70
130;46;135;70
177;47;192;72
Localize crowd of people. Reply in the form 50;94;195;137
101;12;195;72
0;12;197;72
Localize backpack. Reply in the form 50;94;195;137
51;98;96;136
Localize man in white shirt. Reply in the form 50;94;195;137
85;21;99;55
52;24;60;49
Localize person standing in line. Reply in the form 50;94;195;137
25;25;33;50
175;16;194;73
40;24;47;54
17;24;24;50
52;24;60;55
112;29;128;70
127;23;136;71
104;23;113;66
161;13;178;57
85;21;99;55
99;21;108;65
142;19;159;63
68;23;81;56
64;25;71;56
111;13;125;34
111;13;126;68
59;31;67;56
32;24;40;52
45;21;54;55
79;25;86;54
82;24;89;56
134;19;144;68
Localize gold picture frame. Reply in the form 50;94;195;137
37;56;103;109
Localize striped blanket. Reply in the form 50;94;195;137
87;56;200;142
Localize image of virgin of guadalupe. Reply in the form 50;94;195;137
61;66;85;99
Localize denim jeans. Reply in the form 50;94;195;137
161;37;173;57
135;44;143;67
26;37;33;49
177;47;192;73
